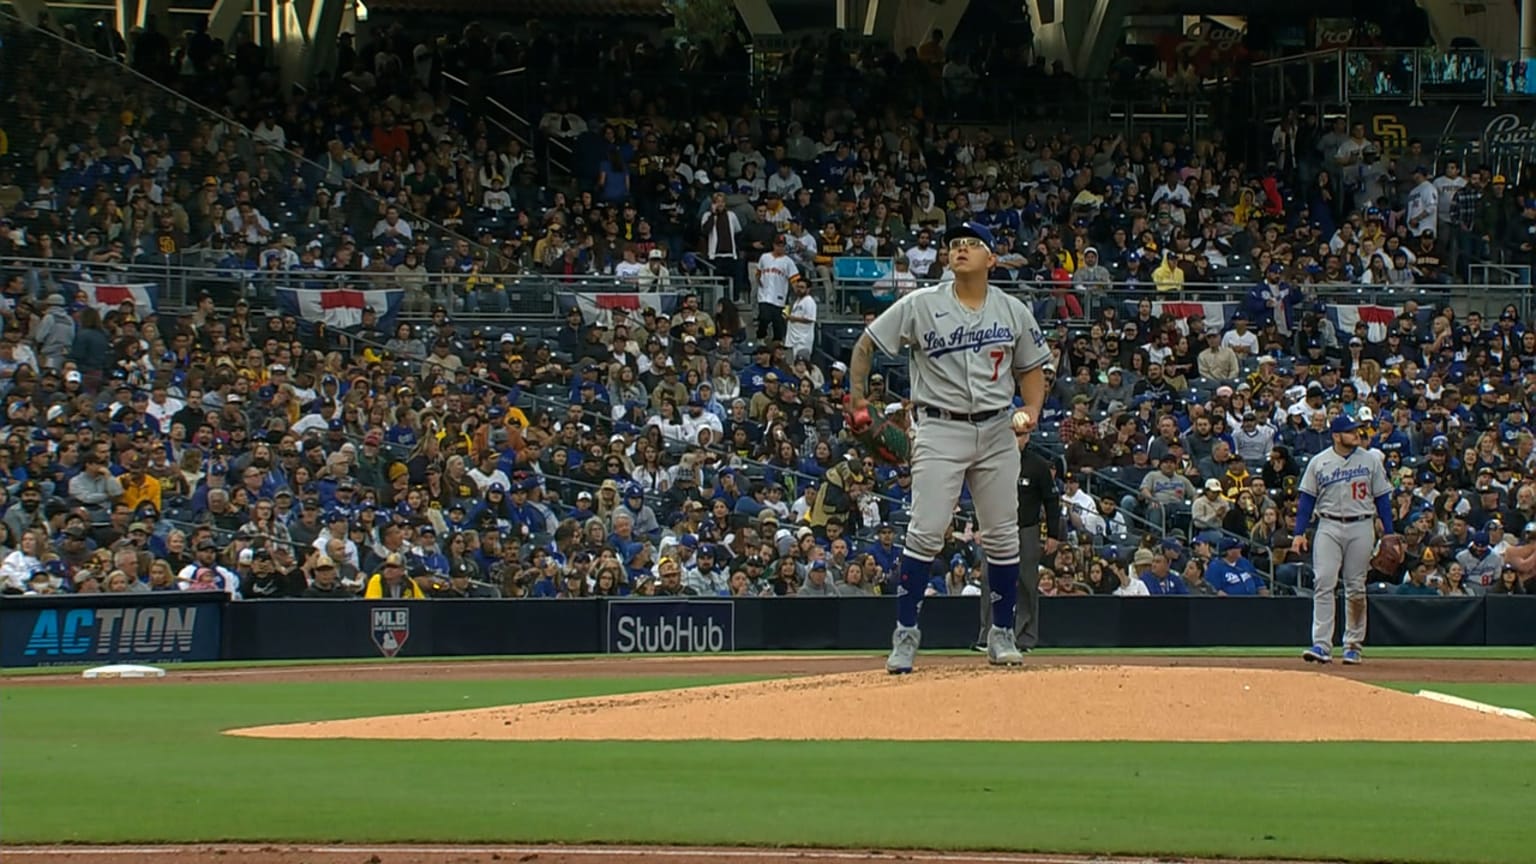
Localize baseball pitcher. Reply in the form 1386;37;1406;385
1291;415;1393;664
848;221;1049;673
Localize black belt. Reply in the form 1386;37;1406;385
1320;514;1372;523
920;406;1003;423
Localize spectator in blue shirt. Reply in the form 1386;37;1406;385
865;523;904;578
1205;537;1270;596
1138;546;1189;595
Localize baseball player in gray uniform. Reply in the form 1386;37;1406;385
848;221;1049;673
1291;415;1393;665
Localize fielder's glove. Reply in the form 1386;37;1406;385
1369;533;1407;577
846;406;911;467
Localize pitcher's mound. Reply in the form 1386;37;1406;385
228;665;1536;743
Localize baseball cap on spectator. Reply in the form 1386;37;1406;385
1132;548;1158;569
1203;479;1222;492
1218;537;1244;553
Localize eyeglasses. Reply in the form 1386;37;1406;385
948;237;988;250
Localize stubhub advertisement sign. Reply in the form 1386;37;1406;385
606;600;735;654
1;595;223;667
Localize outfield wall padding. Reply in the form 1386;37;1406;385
0;594;1526;667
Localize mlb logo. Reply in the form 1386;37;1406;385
371;607;410;658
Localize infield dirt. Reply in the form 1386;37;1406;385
227;664;1536;742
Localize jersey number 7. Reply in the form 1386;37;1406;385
989;349;1005;381
1350;480;1369;501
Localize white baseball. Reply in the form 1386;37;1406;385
1011;409;1032;432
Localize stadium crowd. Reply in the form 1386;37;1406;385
0;16;1534;602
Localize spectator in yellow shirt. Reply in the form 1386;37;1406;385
119;453;162;513
364;552;427;599
1153;252;1186;292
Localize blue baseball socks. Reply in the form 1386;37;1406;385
896;553;931;627
988;560;1019;628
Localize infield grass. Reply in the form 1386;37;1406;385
5;677;1536;863
2;644;1532;676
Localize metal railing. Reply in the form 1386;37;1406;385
1251;45;1536;109
827;275;1535;323
0;254;731;318
441;71;574;184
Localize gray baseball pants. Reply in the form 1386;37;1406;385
906;413;1021;564
978;529;1043;649
1311;517;1374;649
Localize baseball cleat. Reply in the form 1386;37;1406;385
1341;648;1363;665
886;625;921;674
1302;643;1332;664
986;626;1024;666
971;641;987;653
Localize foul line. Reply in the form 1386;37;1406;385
0;845;1335;864
1415;689;1536;721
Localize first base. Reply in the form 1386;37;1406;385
82;664;167;679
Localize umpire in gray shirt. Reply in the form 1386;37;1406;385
978;432;1064;651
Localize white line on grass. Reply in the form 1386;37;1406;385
1415;689;1536;721
0;845;1338;864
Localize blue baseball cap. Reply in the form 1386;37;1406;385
1329;416;1363;434
1219;536;1244;553
946;221;996;250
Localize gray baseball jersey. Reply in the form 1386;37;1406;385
1297;446;1392;518
865;282;1049;413
1299;443;1391;651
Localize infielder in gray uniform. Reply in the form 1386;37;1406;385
1291;415;1393;665
849;221;1049;673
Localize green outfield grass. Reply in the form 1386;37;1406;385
3;644;1532;676
5;676;1536;863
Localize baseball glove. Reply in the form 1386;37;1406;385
847;406;911;466
1369;534;1407;577
860;416;911;465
